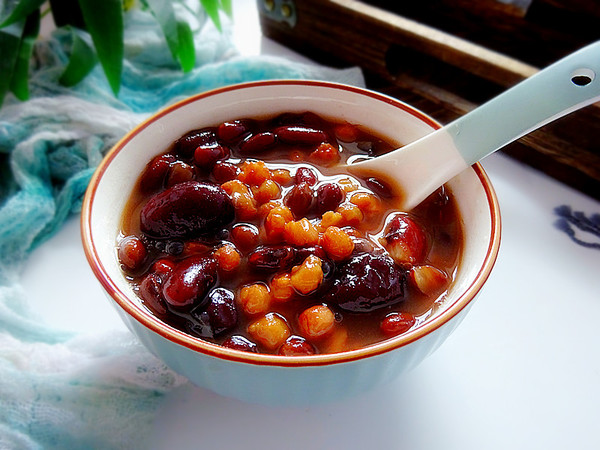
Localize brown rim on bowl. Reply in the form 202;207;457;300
81;80;501;367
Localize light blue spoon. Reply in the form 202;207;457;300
351;41;600;210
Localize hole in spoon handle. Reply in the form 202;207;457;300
571;68;595;86
450;40;600;167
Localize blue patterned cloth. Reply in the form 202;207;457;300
554;205;600;249
0;8;364;449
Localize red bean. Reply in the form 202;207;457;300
274;125;327;145
230;224;259;252
165;161;195;188
315;183;344;214
206;287;237;335
117;235;147;271
276;112;324;129
140;154;176;193
217;120;252;143
278;336;316;356
294;167;317;186
383;215;427;265
240;132;276;154
366;177;393;199
139;273;168;316
284;182;314;217
299;112;325;129
221;335;259;352
176;129;218;158
151;259;175;278
194;144;229;170
162;256;217;309
380;312;415;337
212;161;240;183
293;245;327;264
248;245;296;271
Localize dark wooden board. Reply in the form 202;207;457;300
258;0;600;200
366;0;600;67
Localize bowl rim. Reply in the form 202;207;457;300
81;79;501;367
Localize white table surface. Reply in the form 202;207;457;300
22;1;600;449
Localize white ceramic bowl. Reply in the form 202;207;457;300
81;80;501;406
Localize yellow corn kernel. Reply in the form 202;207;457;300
284;218;319;246
290;255;323;295
248;313;291;350
239;283;271;315
298;304;335;339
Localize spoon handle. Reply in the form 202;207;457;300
450;40;600;166
351;41;600;211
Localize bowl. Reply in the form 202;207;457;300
81;80;501;406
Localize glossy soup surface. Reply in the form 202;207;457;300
118;112;463;355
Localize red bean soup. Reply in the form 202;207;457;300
117;112;463;356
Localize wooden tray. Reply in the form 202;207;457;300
258;0;600;200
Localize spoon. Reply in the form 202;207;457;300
349;41;600;210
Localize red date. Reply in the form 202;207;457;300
140;181;234;239
326;253;406;312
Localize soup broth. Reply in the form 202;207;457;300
118;112;463;355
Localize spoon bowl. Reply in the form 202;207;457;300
350;40;600;210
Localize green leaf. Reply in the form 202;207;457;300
176;18;195;72
220;0;232;17
145;0;195;72
77;0;123;95
0;0;45;28
9;9;40;100
145;0;178;51
59;30;98;87
0;22;23;107
199;0;221;31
